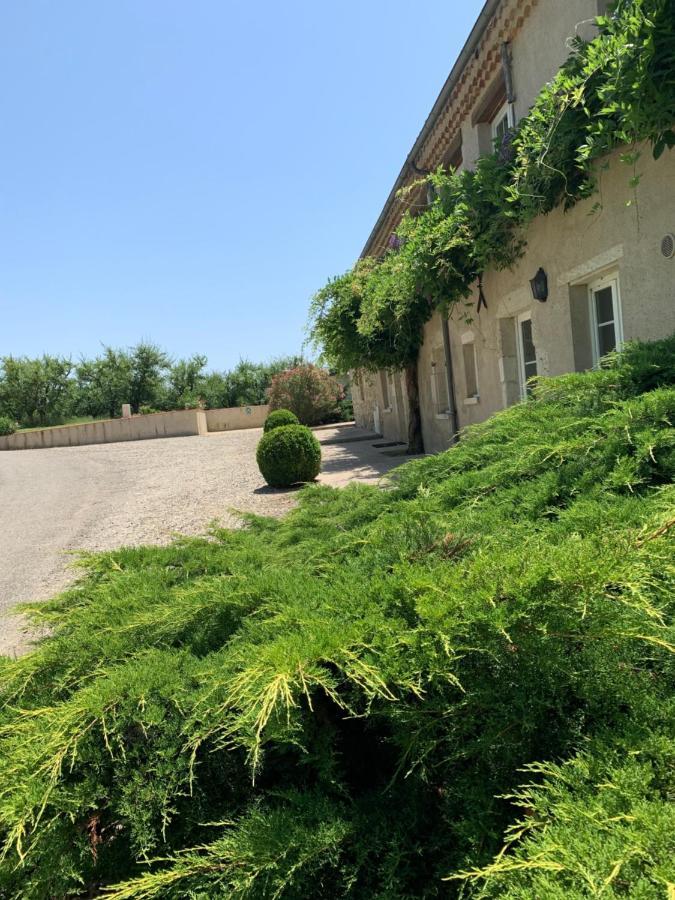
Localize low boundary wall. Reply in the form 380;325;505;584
205;405;268;432
1;409;208;451
0;405;271;451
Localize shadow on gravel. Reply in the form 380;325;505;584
253;484;309;495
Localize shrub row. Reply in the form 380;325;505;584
1;339;673;897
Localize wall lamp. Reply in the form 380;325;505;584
530;267;549;302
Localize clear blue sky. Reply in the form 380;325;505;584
1;0;485;371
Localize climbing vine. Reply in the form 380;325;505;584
309;0;675;425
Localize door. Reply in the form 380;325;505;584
589;274;623;365
516;313;537;399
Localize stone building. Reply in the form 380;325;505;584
352;0;675;452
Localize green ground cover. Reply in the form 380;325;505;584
0;339;674;898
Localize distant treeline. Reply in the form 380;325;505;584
0;343;304;428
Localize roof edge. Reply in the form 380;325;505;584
360;0;502;258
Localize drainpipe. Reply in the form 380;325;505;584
501;42;516;126
442;317;460;443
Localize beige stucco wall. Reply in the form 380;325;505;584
351;370;409;443
462;0;602;169
353;145;675;454
442;142;675;452
352;0;675;454
418;314;455;453
351;372;377;432
0;408;209;451
205;405;269;432
455;0;604;171
511;0;603;123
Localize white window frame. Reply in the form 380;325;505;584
430;349;451;417
516;312;537;400
461;332;480;405
491;101;514;140
588;272;623;366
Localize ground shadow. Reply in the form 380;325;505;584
253;484;304;495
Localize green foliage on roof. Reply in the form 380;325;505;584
309;0;675;375
0;336;674;897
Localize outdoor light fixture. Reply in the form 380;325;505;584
530;267;549;302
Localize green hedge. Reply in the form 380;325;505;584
256;424;321;487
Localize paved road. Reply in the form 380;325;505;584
0;424;408;656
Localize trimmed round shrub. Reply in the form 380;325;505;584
0;416;16;436
256;424;321;487
263;408;299;433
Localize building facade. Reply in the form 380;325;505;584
352;0;675;452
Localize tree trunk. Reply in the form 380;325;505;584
404;360;424;455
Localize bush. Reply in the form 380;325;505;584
256;423;321;487
338;395;354;422
267;364;344;426
0;415;16;435
1;339;674;898
139;405;160;416
263;409;299;433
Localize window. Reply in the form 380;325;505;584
431;348;450;414
492;101;512;141
462;338;479;401
474;79;517;157
589;274;623;364
498;316;521;407
379;371;391;411
516;313;538;399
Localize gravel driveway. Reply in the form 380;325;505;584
0;424;408;656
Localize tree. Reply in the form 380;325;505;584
199;371;231;410
200;357;305;410
223;359;271;407
0;355;74;427
310;259;429;453
163;355;208;409
76;348;134;419
267;364;343;426
128;342;171;413
76;343;170;418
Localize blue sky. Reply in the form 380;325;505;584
1;1;485;371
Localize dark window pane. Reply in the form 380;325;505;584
494;114;508;139
594;287;614;325
463;343;478;398
598;322;617;356
520;319;537;367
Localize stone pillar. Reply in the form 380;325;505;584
122;404;132;418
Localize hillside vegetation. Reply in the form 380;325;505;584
1;339;674;898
